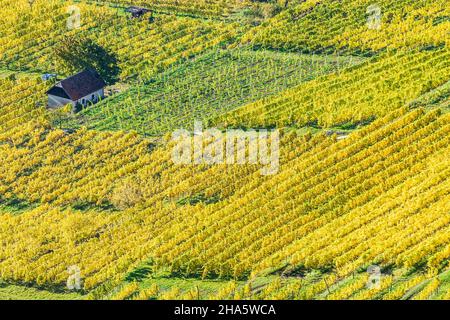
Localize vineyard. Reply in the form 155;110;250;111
242;0;450;53
0;0;449;301
63;49;361;135
219;48;450;128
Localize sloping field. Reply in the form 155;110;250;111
219;48;450;128
65;49;361;135
0;107;448;294
242;0;449;53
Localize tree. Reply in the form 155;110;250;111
52;34;120;84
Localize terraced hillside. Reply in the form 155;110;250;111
93;0;252;18
63;49;361;135
0;0;240;81
219;48;450;128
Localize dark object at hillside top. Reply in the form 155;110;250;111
125;6;150;18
